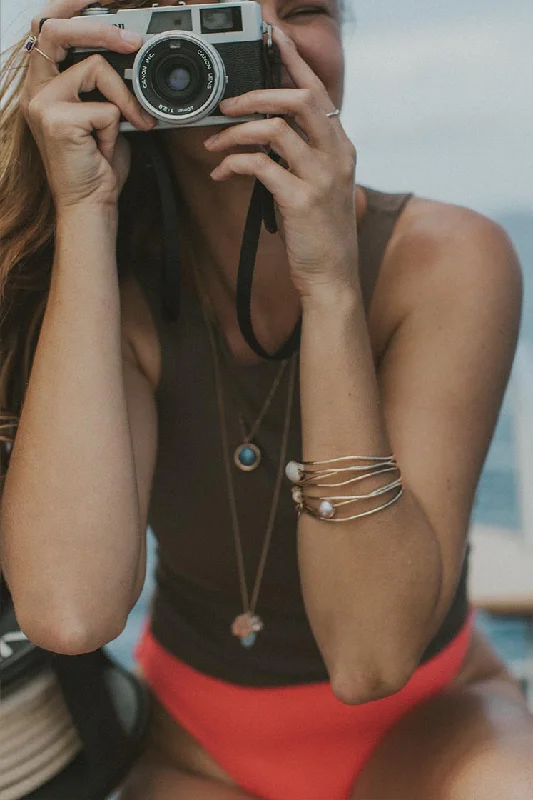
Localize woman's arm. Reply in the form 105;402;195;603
203;29;522;702
0;205;149;654
297;202;522;704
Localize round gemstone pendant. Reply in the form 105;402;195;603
234;442;261;471
231;613;264;647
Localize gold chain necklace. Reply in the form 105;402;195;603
192;262;297;647
216;336;290;472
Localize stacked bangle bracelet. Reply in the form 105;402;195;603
285;454;403;522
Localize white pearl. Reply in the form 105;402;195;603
319;500;336;519
292;487;303;503
285;461;303;482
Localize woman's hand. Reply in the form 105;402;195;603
204;26;359;300
20;0;156;212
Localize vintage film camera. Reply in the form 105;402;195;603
59;2;278;129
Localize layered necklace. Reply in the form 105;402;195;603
222;348;290;473
192;258;297;647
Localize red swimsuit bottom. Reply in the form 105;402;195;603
135;608;475;800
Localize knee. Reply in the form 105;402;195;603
448;748;533;800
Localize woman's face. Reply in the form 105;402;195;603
154;0;345;158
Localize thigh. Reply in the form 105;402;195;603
350;673;533;800
118;752;259;800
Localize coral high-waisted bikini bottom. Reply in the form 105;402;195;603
135;609;474;800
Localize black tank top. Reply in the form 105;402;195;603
133;186;470;686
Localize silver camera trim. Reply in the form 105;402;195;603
132;32;227;126
75;2;267;130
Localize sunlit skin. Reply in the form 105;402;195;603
10;3;531;798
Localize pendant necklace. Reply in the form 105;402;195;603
192;259;297;647
216;338;289;473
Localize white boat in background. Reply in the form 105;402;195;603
469;340;533;708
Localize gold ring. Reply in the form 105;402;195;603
23;34;38;53
32;47;57;66
23;34;57;66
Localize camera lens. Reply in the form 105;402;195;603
133;33;226;125
167;67;191;92
154;54;200;102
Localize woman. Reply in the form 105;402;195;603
1;0;532;798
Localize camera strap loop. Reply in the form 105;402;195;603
234;28;302;361
236;164;302;360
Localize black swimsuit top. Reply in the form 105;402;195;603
131;186;471;686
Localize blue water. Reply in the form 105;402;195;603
106;214;533;677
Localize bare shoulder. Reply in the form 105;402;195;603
119;271;162;392
369;194;523;361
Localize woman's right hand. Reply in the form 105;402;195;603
20;0;157;212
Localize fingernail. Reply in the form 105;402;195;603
220;97;236;108
122;30;142;46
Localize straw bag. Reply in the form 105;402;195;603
0;578;149;800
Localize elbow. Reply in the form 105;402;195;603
330;653;416;706
16;603;128;656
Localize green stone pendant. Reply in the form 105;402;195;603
234;442;261;472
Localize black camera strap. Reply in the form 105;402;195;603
235;168;301;360
235;26;301;359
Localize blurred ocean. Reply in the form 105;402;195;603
106;208;533;677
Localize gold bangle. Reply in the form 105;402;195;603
294;486;404;523
286;454;403;522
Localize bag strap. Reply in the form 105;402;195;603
51;650;132;789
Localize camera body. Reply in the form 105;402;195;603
60;2;277;130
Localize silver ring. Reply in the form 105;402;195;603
326;109;341;118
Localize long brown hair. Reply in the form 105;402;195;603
0;1;163;488
0;0;349;488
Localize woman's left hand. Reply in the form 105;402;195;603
204;26;359;300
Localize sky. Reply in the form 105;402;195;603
340;0;533;217
1;0;531;217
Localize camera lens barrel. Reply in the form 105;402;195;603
133;32;227;125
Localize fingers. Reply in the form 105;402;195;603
272;26;334;109
216;27;340;149
21;10;150;132
32;99;125;162
27;17;142;85
220;88;336;150
26;54;155;133
205;117;313;180
210;151;304;210
30;0;98;36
